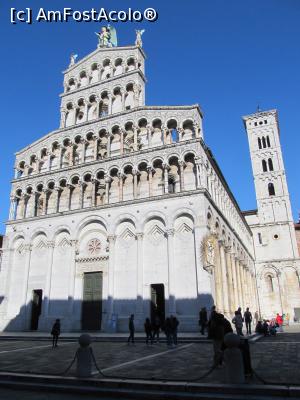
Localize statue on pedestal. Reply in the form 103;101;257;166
69;53;78;67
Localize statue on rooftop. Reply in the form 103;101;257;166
69;53;78;67
135;29;145;48
95;25;118;48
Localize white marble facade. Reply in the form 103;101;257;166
2;40;293;333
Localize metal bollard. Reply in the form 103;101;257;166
223;333;245;384
76;334;93;378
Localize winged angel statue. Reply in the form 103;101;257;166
135;29;145;47
95;25;118;48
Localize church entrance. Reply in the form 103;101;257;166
150;284;165;325
82;272;103;331
30;289;42;330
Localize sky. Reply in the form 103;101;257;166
0;0;299;234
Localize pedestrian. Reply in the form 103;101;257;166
163;317;172;347
275;313;283;332
244;307;252;335
232;311;244;336
127;314;135;344
207;305;217;339
152;315;161;343
209;311;225;367
255;320;264;334
199;307;208;335
51;318;60;348
144;318;153;345
262;320;269;336
170;315;179;346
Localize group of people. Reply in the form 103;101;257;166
255;313;284;336
128;314;179;347
199;306;256;337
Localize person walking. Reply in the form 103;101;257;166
152;315;161;343
51;319;61;348
127;314;135;344
163;317;172;347
170;315;179;346
144;318;153;345
199;307;208;335
232;311;244;336
244;307;252;335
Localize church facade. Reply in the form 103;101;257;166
0;35;298;332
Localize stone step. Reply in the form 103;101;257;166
0;371;297;400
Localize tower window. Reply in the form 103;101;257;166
266;136;271;147
258;137;262;149
264;120;268;124
262;160;267;172
268;158;274;171
262;137;266;148
258;232;262;244
268;182;275;196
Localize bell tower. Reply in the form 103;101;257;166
243;109;298;262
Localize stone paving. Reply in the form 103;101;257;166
0;326;299;385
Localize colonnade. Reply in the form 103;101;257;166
214;240;257;315
10;154;201;221
16;122;200;178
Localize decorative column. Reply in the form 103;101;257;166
178;128;183;142
79;181;84;209
93;135;98;161
195;158;202;189
58;146;63;169
133;125;138;151
121;89;126;111
42;240;55;320
80;139;86;164
133;168;139;199
225;246;234;314
167;228;176;314
105;175;111;204
179;161;185;191
276;271;284;315
120;129;124;155
66;184;73;211
8;196;16;220
54;186;61;213
91;178;97;207
41;190;47;215
106;133;112;157
60;108;66;128
107;235;116;319
108;93;113;114
118;172;124;202
219;241;230;315
83;102;88;122
163;163;169;194
236;258;244;310
136;232;144;315
214;245;223;311
147;166;153;197
231;252;239;311
69;144;74;166
194;122;200;138
147;126;152;148
23;243;33;328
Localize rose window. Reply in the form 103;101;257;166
87;239;101;255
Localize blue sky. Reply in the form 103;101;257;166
0;0;299;234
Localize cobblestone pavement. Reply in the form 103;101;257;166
0;326;299;385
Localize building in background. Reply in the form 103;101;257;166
0;32;298;332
